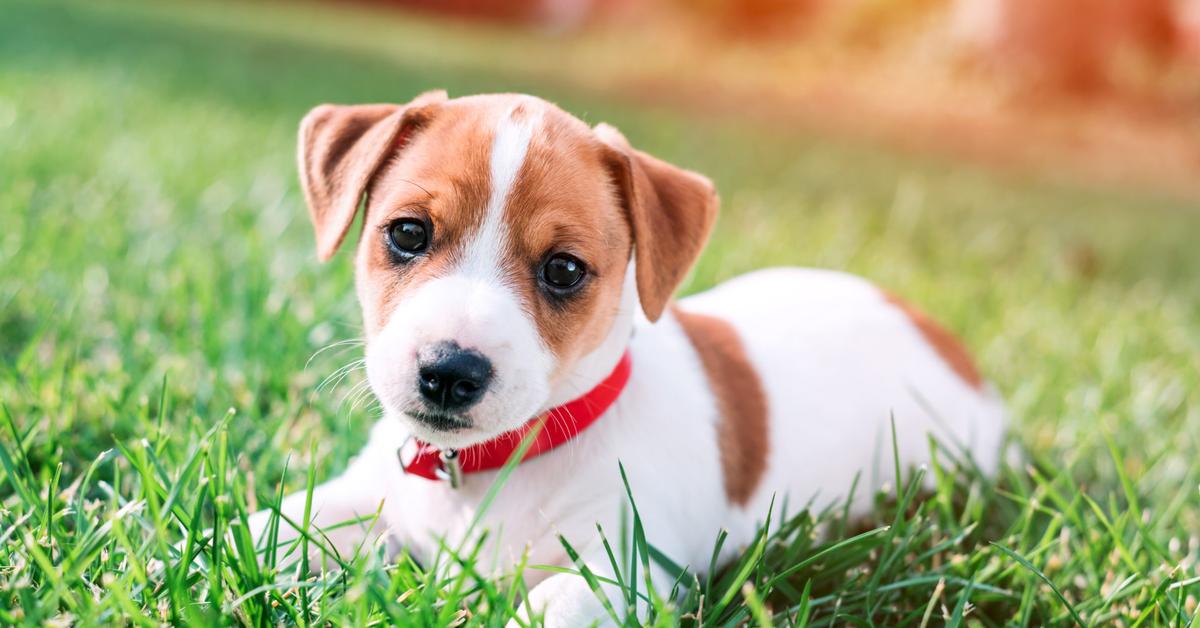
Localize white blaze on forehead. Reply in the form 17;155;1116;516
458;103;542;280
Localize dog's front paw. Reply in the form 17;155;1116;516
514;572;624;627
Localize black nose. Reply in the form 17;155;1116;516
417;343;493;411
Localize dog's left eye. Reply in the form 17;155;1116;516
541;253;586;290
386;218;429;258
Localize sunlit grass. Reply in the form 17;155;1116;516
2;0;1199;624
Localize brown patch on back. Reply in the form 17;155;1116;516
883;293;984;390
673;307;769;506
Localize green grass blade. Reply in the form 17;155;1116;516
991;542;1086;626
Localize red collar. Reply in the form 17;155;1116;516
399;350;632;484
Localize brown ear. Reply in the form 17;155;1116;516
595;124;719;321
297;90;447;261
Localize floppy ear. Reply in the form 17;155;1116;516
297;90;447;261
595;123;719;321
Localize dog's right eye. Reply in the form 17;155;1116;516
386;218;429;258
540;253;587;291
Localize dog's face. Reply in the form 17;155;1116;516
297;92;717;448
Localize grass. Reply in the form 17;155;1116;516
2;0;1200;624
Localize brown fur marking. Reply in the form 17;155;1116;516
883;293;984;390
673;306;769;506
298;91;448;262
595;125;718;322
501;110;632;369
355;100;495;335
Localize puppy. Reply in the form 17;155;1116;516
251;91;1006;625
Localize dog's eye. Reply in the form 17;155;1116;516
541;253;586;290
386;218;429;257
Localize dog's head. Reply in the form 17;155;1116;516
298;92;717;448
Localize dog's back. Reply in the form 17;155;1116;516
674;267;1007;518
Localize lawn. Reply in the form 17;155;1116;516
2;0;1199;625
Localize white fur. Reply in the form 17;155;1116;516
457;102;540;281
544;261;639;407
256;120;1007;625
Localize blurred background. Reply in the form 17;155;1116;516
3;0;1200;622
359;0;1200;195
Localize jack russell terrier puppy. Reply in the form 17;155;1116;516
250;90;1006;624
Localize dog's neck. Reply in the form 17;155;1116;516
544;261;641;409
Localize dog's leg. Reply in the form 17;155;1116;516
517;553;668;627
246;453;394;570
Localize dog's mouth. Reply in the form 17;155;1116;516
405;410;472;432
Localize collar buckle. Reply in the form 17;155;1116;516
397;440;462;489
436;448;462;489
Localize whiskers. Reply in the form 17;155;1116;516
307;337;365;370
308;337;383;418
341;377;382;415
316;357;366;395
